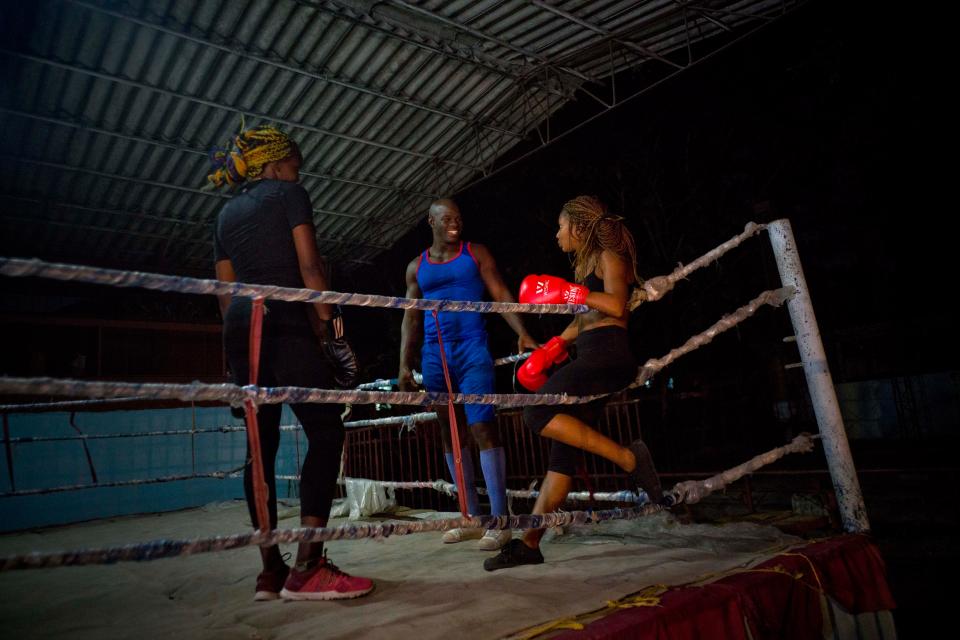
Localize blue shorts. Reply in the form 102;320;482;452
421;335;495;424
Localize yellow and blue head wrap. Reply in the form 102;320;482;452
207;126;295;188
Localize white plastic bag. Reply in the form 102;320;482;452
344;478;397;519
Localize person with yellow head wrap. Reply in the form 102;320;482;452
207;125;298;188
210;125;374;601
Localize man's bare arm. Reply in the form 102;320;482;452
398;258;423;390
472;243;538;352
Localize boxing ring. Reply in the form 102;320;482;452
0;220;896;639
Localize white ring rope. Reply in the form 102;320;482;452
0;221;805;571
0;257;586;315
0;434;817;570
0;222;765;312
0;287;793;409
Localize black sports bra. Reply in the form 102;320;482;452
583;271;604;291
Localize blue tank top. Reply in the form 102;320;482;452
417;242;487;341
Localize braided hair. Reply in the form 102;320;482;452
561;195;642;287
206;125;297;188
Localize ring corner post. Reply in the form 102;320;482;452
767;218;870;533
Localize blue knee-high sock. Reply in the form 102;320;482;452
479;447;508;516
445;448;480;516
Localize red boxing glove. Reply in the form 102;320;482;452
517;336;569;391
519;274;588;306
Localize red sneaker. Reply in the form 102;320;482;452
254;564;290;601
280;555;374;601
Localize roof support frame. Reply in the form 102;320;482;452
445;6;792;199
529;0;684;71
0;49;484;169
67;0;525;140
0;108;434;198
386;0;597;84
0;155;387;248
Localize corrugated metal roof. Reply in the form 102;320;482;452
0;0;803;276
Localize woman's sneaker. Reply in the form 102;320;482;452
280;555;374;601
483;539;544;571
628;439;663;504
441;527;484;543
477;528;512;551
254;564;290;601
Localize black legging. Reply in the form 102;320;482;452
523;325;637;476
224;299;343;527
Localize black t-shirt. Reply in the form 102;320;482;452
213;180;313;288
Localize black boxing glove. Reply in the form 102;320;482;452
320;306;360;389
225;364;246;419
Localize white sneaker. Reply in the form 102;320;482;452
477;528;512;551
441;527;483;544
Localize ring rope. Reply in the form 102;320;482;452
629;286;793;388
331;478;656;506
0;505;663;571
0;470;245;498
0;221;772;416
0;379;600;408
636;222;767;303
0;287;793;408
1;425;813;500
0;397;147;413
0;221;803;567
342;412;438;429
0;220;770;414
0;257;586;315
2;425;259;444
0;434;816;570
493;352;530;365
0;414;441;444
0;286;795;497
243;298;271;533
0;222;766;313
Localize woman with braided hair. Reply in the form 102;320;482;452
210;125;373;600
484;195;665;571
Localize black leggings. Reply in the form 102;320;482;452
224;300;343;526
523;326;637;476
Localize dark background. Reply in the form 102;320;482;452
4;1;952;388
1;1;955;634
342;3;959;634
348;0;952;384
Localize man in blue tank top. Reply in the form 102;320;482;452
399;199;537;550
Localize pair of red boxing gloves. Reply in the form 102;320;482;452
515;274;589;391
